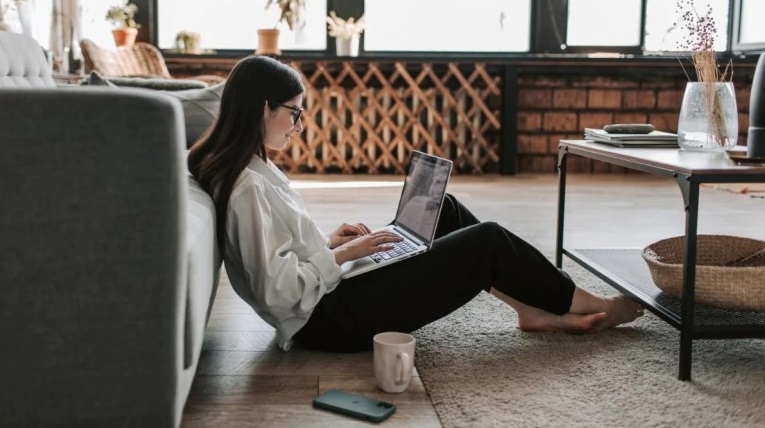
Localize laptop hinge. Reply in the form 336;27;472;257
393;224;427;247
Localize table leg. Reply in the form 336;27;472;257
555;147;568;268
677;176;699;381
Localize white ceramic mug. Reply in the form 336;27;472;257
373;332;415;393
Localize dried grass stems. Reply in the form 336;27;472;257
676;0;733;146
266;0;306;31
326;11;366;40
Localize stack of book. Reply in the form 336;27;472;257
584;128;679;148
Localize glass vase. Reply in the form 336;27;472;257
677;82;738;151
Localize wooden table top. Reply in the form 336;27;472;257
560;140;765;177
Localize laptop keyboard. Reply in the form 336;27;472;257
370;239;417;263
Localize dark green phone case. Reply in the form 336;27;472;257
313;389;396;423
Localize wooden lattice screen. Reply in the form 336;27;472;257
269;61;503;174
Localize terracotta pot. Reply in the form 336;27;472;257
112;27;138;47
256;29;281;55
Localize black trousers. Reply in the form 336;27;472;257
293;194;576;352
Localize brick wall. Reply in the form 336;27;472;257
516;74;753;173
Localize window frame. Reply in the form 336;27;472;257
562;0;646;55
730;0;765;52
142;0;753;59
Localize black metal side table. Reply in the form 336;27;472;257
556;140;765;381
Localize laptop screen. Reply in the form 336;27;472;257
394;151;453;244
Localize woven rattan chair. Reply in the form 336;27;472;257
80;39;224;87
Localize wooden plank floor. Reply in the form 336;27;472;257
181;173;764;427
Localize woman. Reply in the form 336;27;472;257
188;56;643;353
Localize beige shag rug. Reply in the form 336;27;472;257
413;261;765;428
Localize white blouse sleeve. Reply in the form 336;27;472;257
227;181;342;320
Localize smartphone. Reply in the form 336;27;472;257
313;389;396;423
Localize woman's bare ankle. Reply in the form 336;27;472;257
569;287;609;315
516;306;558;332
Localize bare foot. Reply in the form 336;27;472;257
517;303;608;334
595;295;645;331
490;287;643;334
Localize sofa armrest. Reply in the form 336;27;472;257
0;88;188;427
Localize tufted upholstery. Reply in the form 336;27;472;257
0;32;55;88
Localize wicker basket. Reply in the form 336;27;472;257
641;235;765;311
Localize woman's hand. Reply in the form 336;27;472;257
332;231;403;265
328;223;372;249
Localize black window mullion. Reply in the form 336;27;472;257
133;0;155;45
727;0;765;53
639;0;647;52
533;0;568;54
328;0;364;56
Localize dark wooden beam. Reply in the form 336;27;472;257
131;0;154;44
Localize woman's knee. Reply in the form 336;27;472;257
476;221;520;252
455;221;504;248
442;193;457;213
477;221;503;236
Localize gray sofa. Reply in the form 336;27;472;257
0;32;222;427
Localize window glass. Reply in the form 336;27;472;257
644;0;729;51
157;0;327;50
364;0;531;52
567;0;642;46
1;0;51;49
80;0;118;48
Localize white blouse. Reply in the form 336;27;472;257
222;156;342;351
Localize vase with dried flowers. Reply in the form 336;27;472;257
326;11;365;56
106;1;140;47
676;0;737;152
257;0;307;55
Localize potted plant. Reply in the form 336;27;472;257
105;1;140;47
326;11;365;57
175;31;202;54
257;0;306;55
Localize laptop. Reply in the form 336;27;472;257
340;151;453;279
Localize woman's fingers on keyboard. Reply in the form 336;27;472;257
371;231;403;242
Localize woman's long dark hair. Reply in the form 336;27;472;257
188;56;305;254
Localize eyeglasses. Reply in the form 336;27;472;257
270;101;304;125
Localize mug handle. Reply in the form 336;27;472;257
395;351;411;385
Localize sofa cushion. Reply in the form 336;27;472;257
0;32;55;88
80;70;206;90
164;84;224;147
82;71;223;147
79;70;118;87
